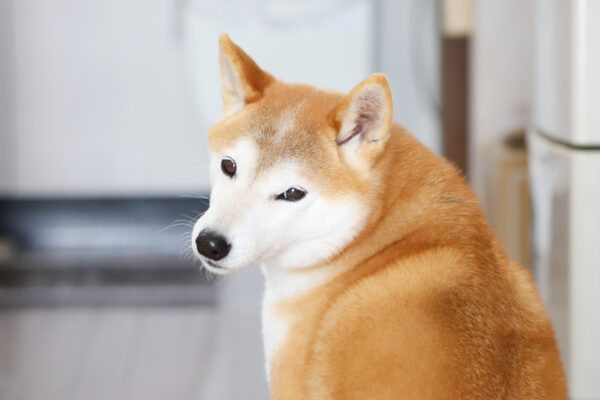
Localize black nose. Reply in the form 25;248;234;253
195;230;231;261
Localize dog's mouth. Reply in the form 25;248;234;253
198;257;232;275
205;259;223;269
198;255;261;276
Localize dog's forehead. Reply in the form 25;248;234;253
209;82;343;171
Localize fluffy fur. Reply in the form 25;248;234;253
192;34;567;399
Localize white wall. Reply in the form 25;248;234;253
183;0;441;151
4;0;206;196
1;0;440;197
0;0;15;194
182;0;375;145
470;0;535;199
380;0;441;153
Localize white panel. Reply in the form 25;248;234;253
569;150;600;398
534;0;600;144
5;0;440;195
10;0;208;196
183;0;374;133
470;0;535;198
533;0;572;141
529;130;600;399
527;130;570;369
379;0;441;153
578;0;600;143
0;0;15;194
6;0;380;196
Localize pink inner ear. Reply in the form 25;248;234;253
336;114;371;145
336;86;384;146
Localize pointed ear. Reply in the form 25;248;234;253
328;74;393;165
218;33;274;116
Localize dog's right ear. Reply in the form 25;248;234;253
328;74;393;169
218;33;274;116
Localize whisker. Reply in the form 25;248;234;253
179;194;211;201
156;221;195;235
181;213;200;221
191;209;206;218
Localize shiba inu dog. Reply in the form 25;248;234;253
191;34;566;399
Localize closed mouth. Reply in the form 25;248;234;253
205;259;223;269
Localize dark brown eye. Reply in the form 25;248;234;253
221;158;236;178
277;187;307;201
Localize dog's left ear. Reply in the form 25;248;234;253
328;74;393;166
218;33;274;116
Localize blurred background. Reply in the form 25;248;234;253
0;0;598;399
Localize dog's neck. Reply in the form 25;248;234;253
261;259;353;303
260;256;362;382
260;210;401;306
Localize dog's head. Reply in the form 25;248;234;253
192;34;394;274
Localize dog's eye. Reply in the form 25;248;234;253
221;157;236;178
277;187;306;202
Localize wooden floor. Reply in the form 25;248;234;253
0;268;269;400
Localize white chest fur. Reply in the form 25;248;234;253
260;262;354;379
261;291;291;381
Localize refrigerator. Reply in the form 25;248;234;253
529;1;600;398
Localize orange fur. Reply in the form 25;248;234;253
212;34;567;399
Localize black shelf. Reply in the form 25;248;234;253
0;196;215;307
